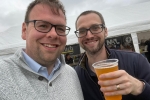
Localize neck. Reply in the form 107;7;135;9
86;46;108;72
47;64;55;75
42;60;56;75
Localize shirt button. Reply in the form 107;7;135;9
38;76;44;81
49;82;52;86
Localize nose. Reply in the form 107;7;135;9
46;27;58;38
86;30;94;38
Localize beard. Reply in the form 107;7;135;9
81;37;105;55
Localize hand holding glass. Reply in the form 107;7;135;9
92;59;122;100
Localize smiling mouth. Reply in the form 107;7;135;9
43;44;58;48
85;40;98;44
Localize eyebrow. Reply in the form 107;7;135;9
78;24;101;30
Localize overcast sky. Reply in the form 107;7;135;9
0;0;149;33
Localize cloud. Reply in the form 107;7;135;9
61;0;149;17
0;0;149;32
0;0;32;32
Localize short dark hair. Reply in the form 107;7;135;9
24;0;66;22
65;53;70;60
75;10;105;29
65;53;70;57
122;43;134;51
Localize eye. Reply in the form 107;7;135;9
79;29;86;34
38;24;48;28
36;21;50;30
91;25;101;31
56;26;66;33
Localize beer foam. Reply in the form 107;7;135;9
93;63;118;69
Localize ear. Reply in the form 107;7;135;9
22;22;27;40
104;27;108;38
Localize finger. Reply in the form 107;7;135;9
100;84;122;92
99;70;125;79
104;88;131;96
98;71;130;86
98;79;121;86
100;85;120;92
101;82;132;96
98;75;127;86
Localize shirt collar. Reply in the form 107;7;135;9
22;50;41;72
105;45;111;58
22;49;61;74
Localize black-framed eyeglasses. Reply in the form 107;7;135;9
74;24;105;38
26;20;71;36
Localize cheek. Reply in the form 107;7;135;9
60;37;67;44
102;33;106;39
98;32;105;39
28;27;45;38
28;31;45;41
78;38;83;46
103;30;108;38
78;38;82;43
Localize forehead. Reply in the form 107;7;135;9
76;13;102;29
29;4;66;24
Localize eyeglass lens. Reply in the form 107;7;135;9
77;24;103;37
35;20;70;35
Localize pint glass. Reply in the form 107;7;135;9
92;59;122;100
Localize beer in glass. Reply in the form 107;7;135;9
92;59;122;100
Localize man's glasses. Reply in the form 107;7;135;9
26;20;71;36
74;24;105;38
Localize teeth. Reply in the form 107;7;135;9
43;44;56;47
89;42;93;44
87;41;95;44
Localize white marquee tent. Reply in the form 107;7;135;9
66;1;150;52
1;1;150;58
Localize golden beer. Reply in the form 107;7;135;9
93;59;122;100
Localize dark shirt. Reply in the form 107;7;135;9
145;40;150;52
65;58;73;64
